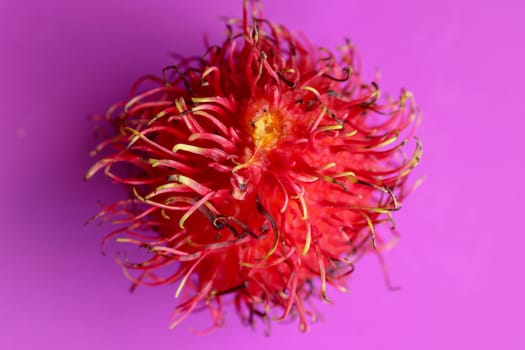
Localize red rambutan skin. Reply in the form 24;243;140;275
86;1;421;333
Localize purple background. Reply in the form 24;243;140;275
1;0;523;349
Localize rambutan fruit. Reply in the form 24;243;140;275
86;0;421;333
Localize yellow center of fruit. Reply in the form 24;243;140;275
252;110;282;151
